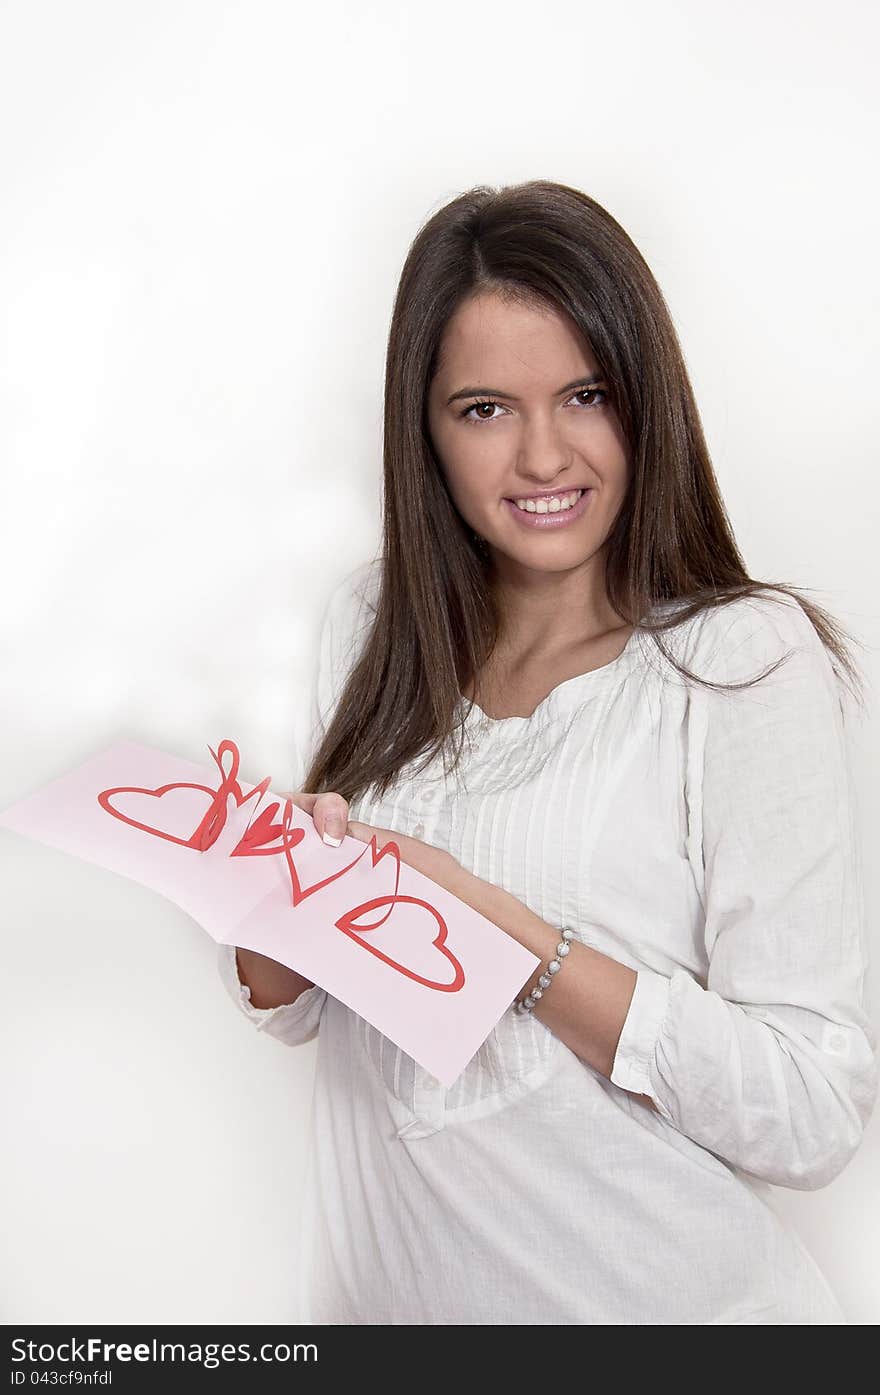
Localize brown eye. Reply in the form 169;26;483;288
460;399;503;423
571;387;608;409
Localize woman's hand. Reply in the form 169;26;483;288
346;819;462;892
281;789;463;892
282;789;353;847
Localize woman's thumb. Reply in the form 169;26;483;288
317;795;350;847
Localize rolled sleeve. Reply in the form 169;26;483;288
610;968;673;1117
217;942;327;1046
611;596;878;1189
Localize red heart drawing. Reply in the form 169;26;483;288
230;800;304;856
98;740;282;855
98;780;227;848
299;822;466;990
336;894;465;992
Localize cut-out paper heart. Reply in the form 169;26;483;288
99;739;279;855
98;780;223;848
336;894;465;991
231;801;304;856
285;816;464;989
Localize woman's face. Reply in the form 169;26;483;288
426;291;630;580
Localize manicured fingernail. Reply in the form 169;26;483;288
322;820;343;847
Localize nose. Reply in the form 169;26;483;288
514;412;575;487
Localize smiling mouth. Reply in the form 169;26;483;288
505;488;587;514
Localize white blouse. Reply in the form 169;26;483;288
218;557;877;1324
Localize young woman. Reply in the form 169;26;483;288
220;180;877;1325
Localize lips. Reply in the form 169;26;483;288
502;487;593;529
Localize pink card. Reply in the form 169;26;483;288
0;738;540;1086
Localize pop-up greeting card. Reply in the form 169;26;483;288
0;738;540;1085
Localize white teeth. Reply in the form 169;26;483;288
513;489;583;514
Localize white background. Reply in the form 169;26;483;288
1;0;878;1324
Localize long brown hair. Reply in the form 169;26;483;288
304;179;867;804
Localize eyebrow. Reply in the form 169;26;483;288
445;374;606;406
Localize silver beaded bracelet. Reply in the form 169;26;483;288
517;928;575;1013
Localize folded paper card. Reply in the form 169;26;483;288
0;738;540;1086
